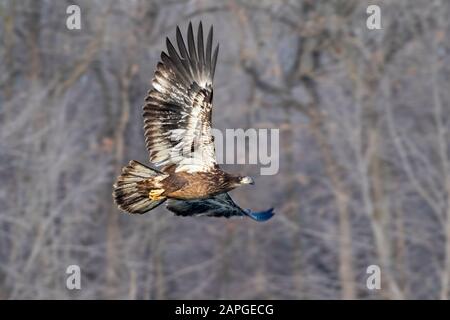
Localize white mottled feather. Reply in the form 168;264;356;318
143;22;219;173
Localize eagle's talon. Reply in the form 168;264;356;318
149;189;165;201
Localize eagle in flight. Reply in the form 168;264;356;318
113;22;274;222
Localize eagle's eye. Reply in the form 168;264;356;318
240;176;254;185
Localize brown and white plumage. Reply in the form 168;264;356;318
112;22;274;221
143;22;218;173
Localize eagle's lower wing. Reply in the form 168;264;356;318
166;193;275;222
144;22;219;173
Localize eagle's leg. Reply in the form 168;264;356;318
149;189;165;201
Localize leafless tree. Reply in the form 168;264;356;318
0;0;448;299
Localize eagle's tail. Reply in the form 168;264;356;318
113;160;166;214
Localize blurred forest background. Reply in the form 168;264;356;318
0;0;449;300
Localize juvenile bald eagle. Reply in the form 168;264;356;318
113;22;274;222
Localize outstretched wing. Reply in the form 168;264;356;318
143;22;219;173
166;193;275;222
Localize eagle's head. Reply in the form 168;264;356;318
223;173;254;190
239;176;255;185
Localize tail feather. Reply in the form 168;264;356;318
113;160;166;214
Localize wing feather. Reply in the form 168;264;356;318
211;44;219;80
166;193;275;221
197;22;205;80
187;23;198;78
206;27;213;76
143;22;219;172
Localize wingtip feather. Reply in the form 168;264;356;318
244;208;275;222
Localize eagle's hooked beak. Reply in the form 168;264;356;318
240;176;255;185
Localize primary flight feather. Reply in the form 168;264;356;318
113;22;274;222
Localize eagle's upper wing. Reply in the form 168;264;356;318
144;22;219;173
166;193;275;222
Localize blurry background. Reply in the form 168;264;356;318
0;0;449;299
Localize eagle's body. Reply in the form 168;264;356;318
113;22;274;221
145;165;239;200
